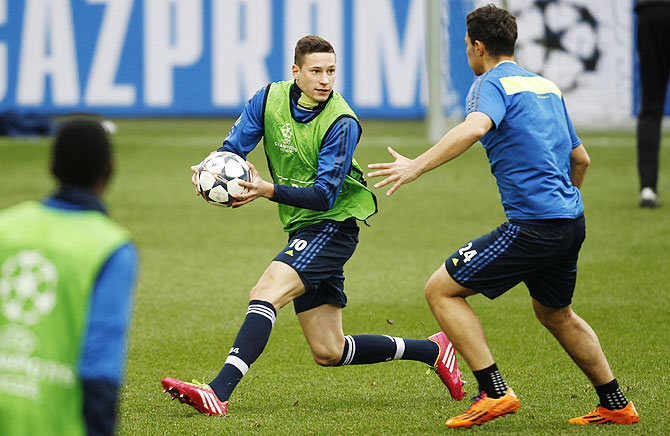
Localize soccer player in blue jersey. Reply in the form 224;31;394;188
161;35;465;417
0;119;138;436
368;5;639;428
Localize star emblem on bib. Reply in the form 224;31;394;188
281;123;292;141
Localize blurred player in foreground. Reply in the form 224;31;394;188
0;119;138;435
161;35;465;416
368;4;638;429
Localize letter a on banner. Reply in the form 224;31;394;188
17;0;80;106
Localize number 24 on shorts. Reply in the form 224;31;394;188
459;242;477;263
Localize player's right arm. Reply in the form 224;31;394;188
368;76;502;196
217;85;267;158
367;111;492;195
190;86;268;192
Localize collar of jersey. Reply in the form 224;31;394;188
290;81;331;124
43;185;107;214
492;60;518;70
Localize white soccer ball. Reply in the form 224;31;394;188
196;152;252;207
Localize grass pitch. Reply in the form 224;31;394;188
1;119;668;435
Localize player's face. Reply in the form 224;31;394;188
292;52;337;102
465;33;484;76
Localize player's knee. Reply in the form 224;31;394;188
311;348;342;367
425;279;445;307
534;305;572;330
249;283;270;302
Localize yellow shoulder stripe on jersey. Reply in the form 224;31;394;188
499;76;562;97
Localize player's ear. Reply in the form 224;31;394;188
291;64;300;80
474;40;486;56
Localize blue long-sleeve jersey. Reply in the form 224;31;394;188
218;82;361;211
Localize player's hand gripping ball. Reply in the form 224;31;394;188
196;152;252;206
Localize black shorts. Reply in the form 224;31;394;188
445;215;586;308
273;218;359;314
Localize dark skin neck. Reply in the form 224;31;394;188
51;162;112;198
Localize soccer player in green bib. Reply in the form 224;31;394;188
162;36;465;416
0;120;138;435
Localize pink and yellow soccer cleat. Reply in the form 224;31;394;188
445;388;520;428
569;402;639;425
161;377;228;416
428;332;465;400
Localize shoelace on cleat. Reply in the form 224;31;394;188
449;395;491;421
425;366;467;384
189;379;210;389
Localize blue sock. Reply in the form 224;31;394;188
208;300;276;401
337;335;438;366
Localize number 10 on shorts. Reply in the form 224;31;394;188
289;238;308;252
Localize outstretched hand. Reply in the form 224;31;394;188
230;161;274;208
367;147;420;196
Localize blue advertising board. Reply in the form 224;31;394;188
0;0;473;118
0;0;664;120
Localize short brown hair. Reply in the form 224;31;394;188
466;4;517;57
294;35;335;66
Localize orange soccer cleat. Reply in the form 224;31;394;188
428;332;465;401
569;402;639;425
445;388;520;428
161;377;228;416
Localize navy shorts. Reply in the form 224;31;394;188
273;218;359;314
445;215;586;308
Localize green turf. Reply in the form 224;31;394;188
1;119;668;435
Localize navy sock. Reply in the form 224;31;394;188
208;300;276;401
473;363;508;398
337;335;438;366
595;379;628;410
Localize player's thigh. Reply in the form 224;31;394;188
249;261;306;310
524;216;585;309
278;219;358;314
425;263;476;302
297;304;345;363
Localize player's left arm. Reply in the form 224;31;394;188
232;117;359;210
563;97;590;189
570;144;590;189
367;111;493;195
79;242;138;436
